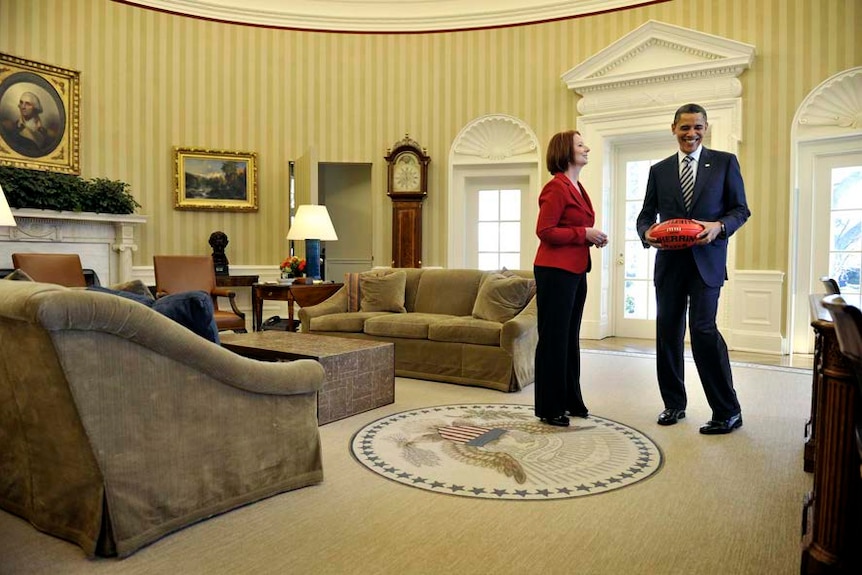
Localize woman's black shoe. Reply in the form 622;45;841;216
565;409;589;418
540;415;570;427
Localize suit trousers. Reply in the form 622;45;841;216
655;250;740;419
533;265;588;419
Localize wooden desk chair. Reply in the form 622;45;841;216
11;253;87;287
153;255;247;333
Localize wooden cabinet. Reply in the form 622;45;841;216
391;200;423;268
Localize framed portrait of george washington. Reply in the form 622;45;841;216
0;53;80;174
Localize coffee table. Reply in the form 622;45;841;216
220;331;394;425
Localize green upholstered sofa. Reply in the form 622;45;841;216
0;280;325;558
298;268;537;392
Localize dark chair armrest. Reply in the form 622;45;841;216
212;287;245;318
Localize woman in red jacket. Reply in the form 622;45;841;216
533;130;607;427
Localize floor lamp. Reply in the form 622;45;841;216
286;205;338;280
1;184;17;227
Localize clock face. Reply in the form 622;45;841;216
393;152;421;192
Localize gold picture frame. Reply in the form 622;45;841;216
0;53;80;174
174;147;258;212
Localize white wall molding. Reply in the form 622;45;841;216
562;20;754;116
730;270;787;355
447;114;542;269
788;66;862;354
569;20;751;346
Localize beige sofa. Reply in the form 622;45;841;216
0;280;325;558
298;268;537;392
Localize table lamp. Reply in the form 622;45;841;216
286;204;338;280
1;183;17;227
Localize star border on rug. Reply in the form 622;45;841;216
350;403;663;501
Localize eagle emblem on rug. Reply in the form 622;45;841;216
385;408;595;484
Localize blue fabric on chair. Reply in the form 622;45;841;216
88;287;220;344
152;291;220;344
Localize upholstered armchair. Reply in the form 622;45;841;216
11;252;87;287
153;255;247;332
0;279;325;557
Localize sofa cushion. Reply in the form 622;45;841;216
311;311;390;333
360;270;407;313
428;317;501;346
364;313;456;339
413;269;483;316
472;273;535;323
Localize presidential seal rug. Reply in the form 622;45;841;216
350;403;662;500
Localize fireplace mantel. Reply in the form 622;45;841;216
1;208;147;284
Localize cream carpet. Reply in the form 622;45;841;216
0;350;813;575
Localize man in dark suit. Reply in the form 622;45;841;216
636;103;751;435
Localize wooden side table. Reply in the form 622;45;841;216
216;274;259;287
252;282;343;332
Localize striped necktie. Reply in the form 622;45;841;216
681;155;694;211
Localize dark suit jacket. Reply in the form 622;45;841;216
534;172;596;274
636;147;750;287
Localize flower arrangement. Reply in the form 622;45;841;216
280;256;306;277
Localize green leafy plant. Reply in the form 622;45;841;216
0;166;141;214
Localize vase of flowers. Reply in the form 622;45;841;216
280;256;306;282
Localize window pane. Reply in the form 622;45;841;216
830;252;861;291
499;189;520;220
624;280;648;319
499;253;520;270
831;167;862;210
499;222;520;252
625;240;648;279
626;160;652;200
478;253;499;270
478;190;499;221
831;212;862;252
625;202;644;240
478;222;499;251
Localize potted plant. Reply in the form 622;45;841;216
0;166;141;214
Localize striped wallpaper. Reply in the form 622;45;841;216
0;0;859;272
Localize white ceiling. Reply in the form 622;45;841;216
120;0;659;32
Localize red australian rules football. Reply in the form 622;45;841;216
651;218;705;250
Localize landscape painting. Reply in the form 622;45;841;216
174;147;258;211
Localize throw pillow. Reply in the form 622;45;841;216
109;279;156;302
500;267;537;303
472;273;534;323
3;269;34;281
359;270;407;313
152;291;220;344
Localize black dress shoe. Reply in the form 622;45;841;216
565;409;589;418
540;415;570;427
699;413;743;435
657;408;686;426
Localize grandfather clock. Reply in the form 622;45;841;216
385;134;429;268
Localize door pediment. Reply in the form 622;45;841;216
562;20;755;114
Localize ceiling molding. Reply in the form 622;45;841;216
115;0;669;33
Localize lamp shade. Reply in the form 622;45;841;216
0;183;17;227
286;205;338;241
